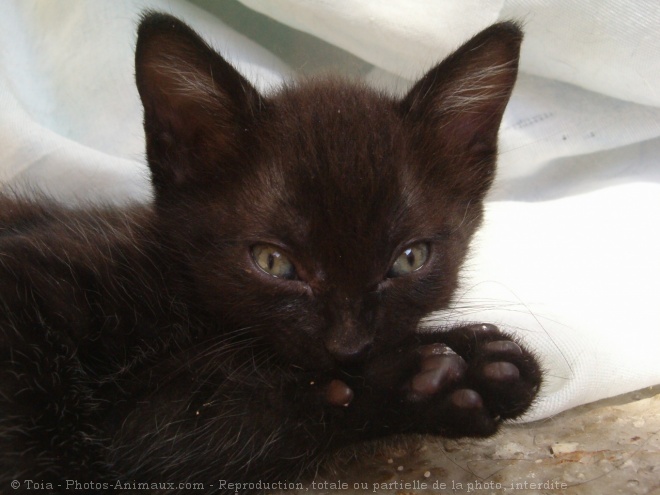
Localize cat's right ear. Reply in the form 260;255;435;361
401;22;522;200
135;13;262;197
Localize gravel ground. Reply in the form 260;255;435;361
294;386;660;495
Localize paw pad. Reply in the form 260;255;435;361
466;323;501;336
483;340;522;355
482;361;520;381
411;344;466;396
325;379;354;407
450;389;483;409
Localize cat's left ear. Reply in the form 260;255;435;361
135;12;263;197
401;22;522;197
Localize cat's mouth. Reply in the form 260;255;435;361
288;351;367;378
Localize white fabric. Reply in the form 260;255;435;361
0;0;287;203
1;0;659;422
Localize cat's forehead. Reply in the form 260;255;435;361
241;82;435;254
267;80;406;185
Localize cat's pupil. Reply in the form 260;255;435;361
405;249;416;267
387;242;429;278
252;244;296;280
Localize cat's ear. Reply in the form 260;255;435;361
135;13;263;196
401;22;522;198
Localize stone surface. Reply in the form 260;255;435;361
293;386;660;495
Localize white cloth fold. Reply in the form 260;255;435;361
239;0;660;107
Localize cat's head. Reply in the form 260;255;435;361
135;13;521;371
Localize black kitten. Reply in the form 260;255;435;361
0;13;541;493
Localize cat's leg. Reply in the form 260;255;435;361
334;324;541;440
104;353;338;487
0;317;106;486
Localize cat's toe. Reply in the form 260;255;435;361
469;337;541;419
324;379;354;407
416;386;500;437
441;388;502;436
465;323;502;338
483;339;523;355
410;345;466;397
482;361;520;381
449;388;483;409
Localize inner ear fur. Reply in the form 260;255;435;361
401;22;522;198
135;12;263;195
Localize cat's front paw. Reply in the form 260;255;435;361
409;324;541;437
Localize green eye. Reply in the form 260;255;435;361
388;243;429;278
251;245;297;280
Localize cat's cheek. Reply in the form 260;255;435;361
201;255;341;369
241;307;336;370
373;283;434;329
375;257;456;315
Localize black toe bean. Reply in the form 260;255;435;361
419;343;454;358
325;379;354;407
450;389;483;409
411;355;466;395
483;361;520;381
466;323;501;335
483;340;523;355
421;355;449;371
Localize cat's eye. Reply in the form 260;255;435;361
251;244;297;280
387;242;429;278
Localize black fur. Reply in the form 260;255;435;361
0;13;541;493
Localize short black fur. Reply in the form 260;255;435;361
0;13;541;493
